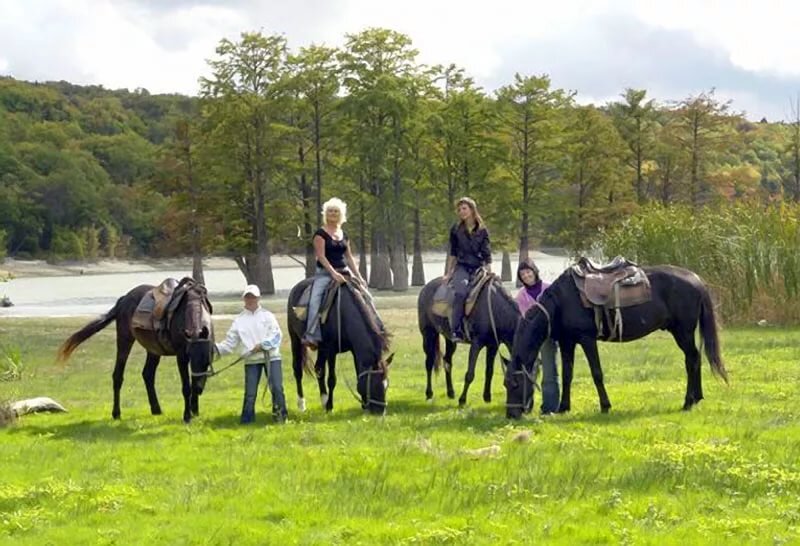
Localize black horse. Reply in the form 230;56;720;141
57;278;214;423
287;278;392;415
505;265;728;419
418;275;520;406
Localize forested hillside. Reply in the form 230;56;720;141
2;28;799;294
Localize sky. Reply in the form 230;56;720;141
2;0;800;121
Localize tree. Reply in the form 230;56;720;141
608;88;658;204
287;44;341;276
200;32;292;294
495;74;573;265
562;106;628;249
783;94;800;202
672;89;738;207
338;28;425;290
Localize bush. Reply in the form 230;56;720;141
597;202;800;323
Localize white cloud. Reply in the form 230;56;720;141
1;0;800;120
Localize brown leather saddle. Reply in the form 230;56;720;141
132;278;180;353
571;257;651;340
293;274;379;330
432;268;495;319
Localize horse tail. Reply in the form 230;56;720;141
301;345;316;376
699;288;728;384
57;300;120;362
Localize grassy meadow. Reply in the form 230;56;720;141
1;302;800;545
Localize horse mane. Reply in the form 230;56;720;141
491;276;518;310
343;281;391;353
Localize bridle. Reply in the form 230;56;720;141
504;299;551;413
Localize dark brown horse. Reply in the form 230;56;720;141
287;278;392;415
504;265;728;419
418;275;520;406
57;278;214;423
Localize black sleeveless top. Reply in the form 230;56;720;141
314;228;349;270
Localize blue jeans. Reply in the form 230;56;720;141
304;267;333;343
241;360;287;423
540;339;560;414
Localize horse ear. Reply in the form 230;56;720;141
385;352;395;366
500;355;510;367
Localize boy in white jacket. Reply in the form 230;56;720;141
216;284;287;423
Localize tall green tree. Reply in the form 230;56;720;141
287;44;341;276
200;32;292;294
495;74;573;264
338;28;424;290
608;88;658;204
673;89;737;207
562;105;628;249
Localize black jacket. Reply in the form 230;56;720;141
449;222;491;268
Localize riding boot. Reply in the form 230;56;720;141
451;293;467;341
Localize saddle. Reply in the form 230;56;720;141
432;268;495;319
293;275;381;331
132;278;179;331
570;257;651;340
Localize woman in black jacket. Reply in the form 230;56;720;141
442;197;492;342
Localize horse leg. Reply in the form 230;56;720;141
482;344;498;403
111;329;134;420
316;350;328;409
325;353;337;412
558;340;576;413
443;338;457;399
458;343;481;407
671;329;703;410
142;352;162;415
422;327;438;401
580;339;612;413
176;353;192;423
290;332;306;412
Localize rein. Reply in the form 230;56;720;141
333;282;387;409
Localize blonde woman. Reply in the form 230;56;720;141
302;198;366;348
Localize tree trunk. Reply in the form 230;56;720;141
411;206;425;286
501;250;512;282
369;227;393;290
388;156;408;291
253;180;275;294
358;191;368;280
191;242;205;285
298;144;315;278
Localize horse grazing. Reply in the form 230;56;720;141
57;278;214;423
418;275;520;406
287;278;392;415
504;265;728;419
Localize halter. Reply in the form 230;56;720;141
504;299;550;413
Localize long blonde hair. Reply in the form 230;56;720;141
455;196;485;230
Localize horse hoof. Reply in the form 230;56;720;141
601;406;611;414
320;394;329;408
483;394;492;403
298;398;307;412
458;399;466;408
426;397;434;404
151;408;162;416
447;391;455;399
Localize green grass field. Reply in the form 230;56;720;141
2;307;800;545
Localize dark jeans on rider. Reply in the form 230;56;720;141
241;360;287;423
450;263;476;336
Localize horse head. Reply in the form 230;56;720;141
360;352;394;415
177;278;214;395
504;296;553;419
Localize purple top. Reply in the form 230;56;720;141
515;280;550;316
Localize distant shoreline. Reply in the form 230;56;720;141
1;250;567;280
